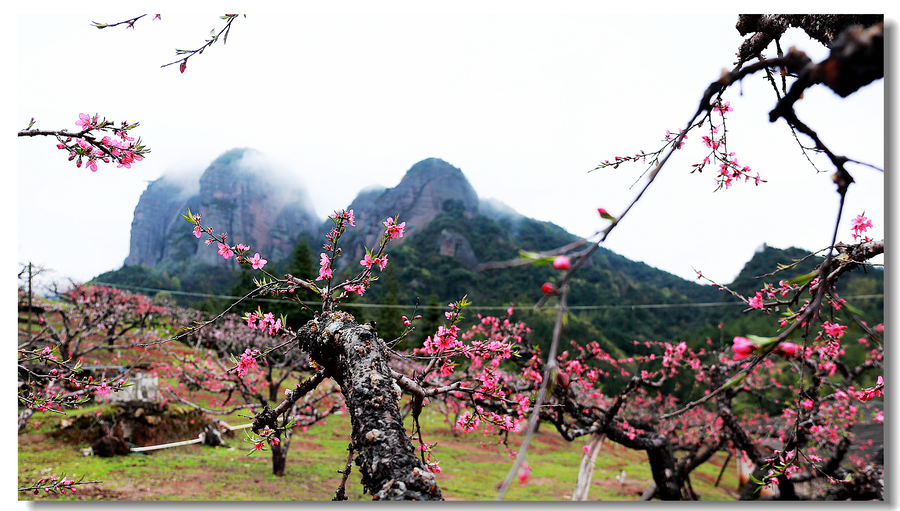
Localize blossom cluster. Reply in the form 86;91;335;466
245;311;282;336
320;210;406;299
858;376;884;402
691;101;765;190
246;424;283;455
382;217;406;240
185;210;268;271
25;474;80;495
49;114;148;171
850;213;873;242
731;336;798;361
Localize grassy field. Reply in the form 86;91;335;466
17;307;740;501
18;403;741;501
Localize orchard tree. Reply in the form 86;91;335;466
176;208;544;499
17;281;169;433
157;310;342;476
469;14;884;500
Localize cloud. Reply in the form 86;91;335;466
234;149;318;218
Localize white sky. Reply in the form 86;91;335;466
9;7;890;291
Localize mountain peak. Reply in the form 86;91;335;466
341;158;480;264
125;148;319;271
399;158;465;184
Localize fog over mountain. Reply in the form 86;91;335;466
125;148;319;270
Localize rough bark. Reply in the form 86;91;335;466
603;422;682;500
734;14;883;65
294;311;442;500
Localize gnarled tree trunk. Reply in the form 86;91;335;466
294;311;442;500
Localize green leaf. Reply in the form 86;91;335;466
842;300;864;316
723;373;745;388
518;250;555;266
745;335;772;345
746;335;776;351
533;256;557;266
789;271;818;287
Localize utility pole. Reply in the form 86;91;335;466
27;262;34;338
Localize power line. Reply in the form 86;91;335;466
91;281;883;312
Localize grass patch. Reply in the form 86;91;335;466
20;405;740;501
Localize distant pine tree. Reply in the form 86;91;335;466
376;264;404;346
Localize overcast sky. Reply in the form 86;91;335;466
10;8;889;293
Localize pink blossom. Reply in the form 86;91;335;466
850;214;873;240
76;113;93;131
713;101;733;115
96;381;111;397
518;463;532;484
249;253;267;270
343;283;366;296
238;349;258;377
731;336;758;361
748;292;765;310
217;243;234;259
439;360;455;377
383;217;406;239
822;321;847;339
859;375;884;402
317;253;332;281
193;225;203;238
456;410;480;433
773;342;798;357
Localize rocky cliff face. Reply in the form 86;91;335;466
341;158;480;263
125;177;192;268
125;148;319;271
125;153;514;279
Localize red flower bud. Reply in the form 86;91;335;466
773;342;798;357
553;255;571;270
556;371;570;389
